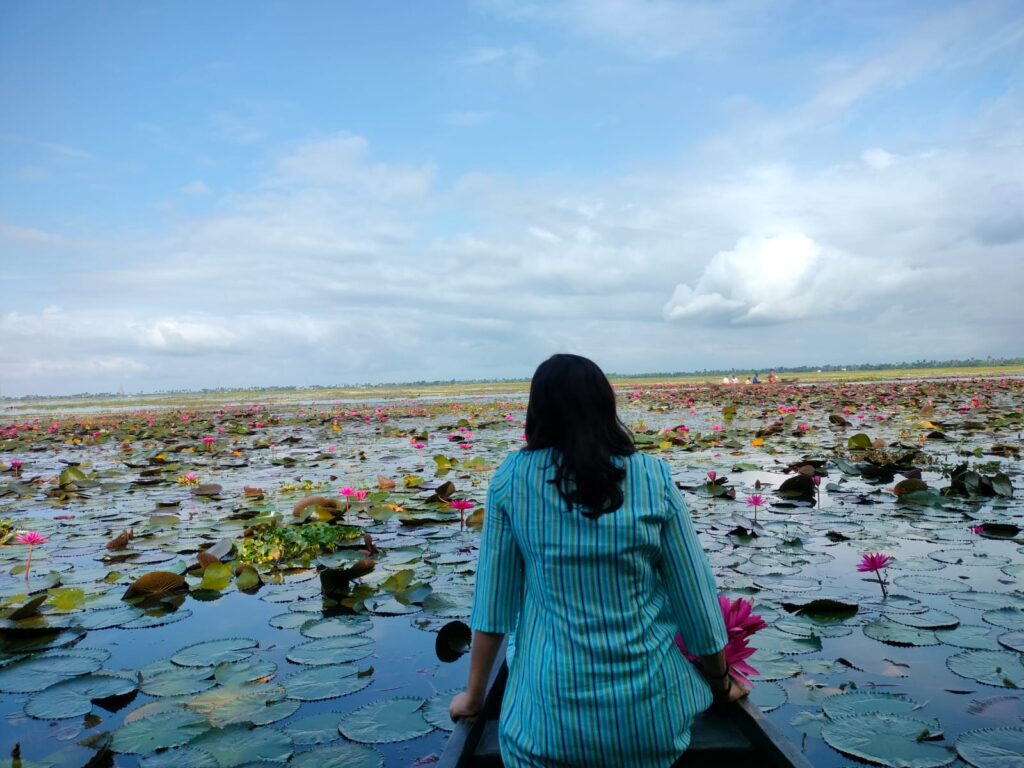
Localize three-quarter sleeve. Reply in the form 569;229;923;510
469;454;524;634
657;462;727;656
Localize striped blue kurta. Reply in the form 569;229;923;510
470;448;728;768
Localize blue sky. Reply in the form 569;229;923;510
1;0;1022;395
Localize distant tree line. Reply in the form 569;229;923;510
4;357;1023;402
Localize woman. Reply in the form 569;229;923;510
450;354;746;767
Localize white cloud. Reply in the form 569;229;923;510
460;44;539;84
181;180;211;196
861;148;896;169
663;233;918;323
445;110;497;126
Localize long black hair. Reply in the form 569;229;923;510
525;354;635;518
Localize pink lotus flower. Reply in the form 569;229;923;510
711;425;723;432
339;487;355;498
707;470;717;482
451;498;474;528
746;494;764;522
675;595;765;687
16;531;48;582
354;489;368;501
858;552;892;598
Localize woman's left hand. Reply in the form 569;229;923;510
449;690;484;721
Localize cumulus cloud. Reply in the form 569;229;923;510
861;148;896;169
663;233;917;323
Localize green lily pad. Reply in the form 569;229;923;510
188;724;293;767
198;562;233;591
997;631;1024;653
952;592;1024;612
337;696;434;743
186;682;288;727
0;649;109;693
288;744;383;768
752;627;822;655
75;605;146;629
110;702;210;753
139;660;216;696
886;609;960;630
864;618;940;647
138;748;218;768
25;671;138;719
299;616;373;639
750;656;803;682
955;726;1024;768
423;688;461;732
285;635;375;665
892;575;972;595
983;607;1024;631
935;625;1002;651
284;663;372;701
748;681;786;712
928;549;1011;567
213;659;277;686
822;691;923;719
822;714;956;767
283;711;346;745
947;650;1024;688
172;637;258;667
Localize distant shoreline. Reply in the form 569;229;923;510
4;363;1023;414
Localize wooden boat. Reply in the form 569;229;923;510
438;650;813;768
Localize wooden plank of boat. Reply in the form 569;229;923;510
438;652;813;768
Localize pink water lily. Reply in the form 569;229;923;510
858;552;892;598
745;493;764;522
339;487;355;498
451;498;474;528
676;595;765;687
354;489;368;501
707;470;717;482
16;531;48;582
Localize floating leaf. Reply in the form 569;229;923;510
822;714;956;768
289;744;383;768
171;637;258;667
110;703;210;753
286;635;375;665
947;650;1024;688
0;649;108;694
284;663;372;701
123;571;188;599
822;691;923;720
188;724;293;767
955;727;1024;768
864;618;940;647
337;697;434;743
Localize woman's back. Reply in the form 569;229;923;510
471;448;727;767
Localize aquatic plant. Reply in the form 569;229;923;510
746;493;765;522
238;522;362;566
450;498;474;528
15;530;48;582
857;552;892;598
676;595;766;687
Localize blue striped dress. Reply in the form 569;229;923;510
470;448;728;768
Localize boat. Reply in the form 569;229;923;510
437;649;813;768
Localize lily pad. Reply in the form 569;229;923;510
283;711;346;745
110;702;210;753
822;691;923;720
983;607;1024;631
947;650;1024;688
188;724;293;767
955;726;1024;768
284;663;373;701
0;649;109;693
821;714;956;767
864;618;940;647
172;637;258;667
423;688;461;732
337;696;434;743
24;670;138;719
138;748;218;768
140;660;216;696
285;635;375;665
748;681;787;712
288;744;383;768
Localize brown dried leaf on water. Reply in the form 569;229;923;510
829;414;852;427
756;421;783;438
243;486;265;498
292;495;340;516
894;478;929;497
192;483;223;497
106;529;133;550
122;571;188;599
197;551;220;568
466;507;485;530
377;475;396;490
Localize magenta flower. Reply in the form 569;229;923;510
339;487;355;498
451;498;474;528
970;525;984;534
675;595;765;687
707;470;717;482
15;531;48;582
354;489;368;501
745;494;764;522
858;552;892;598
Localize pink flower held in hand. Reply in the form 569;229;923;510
675;595;765;688
858;552;892;598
